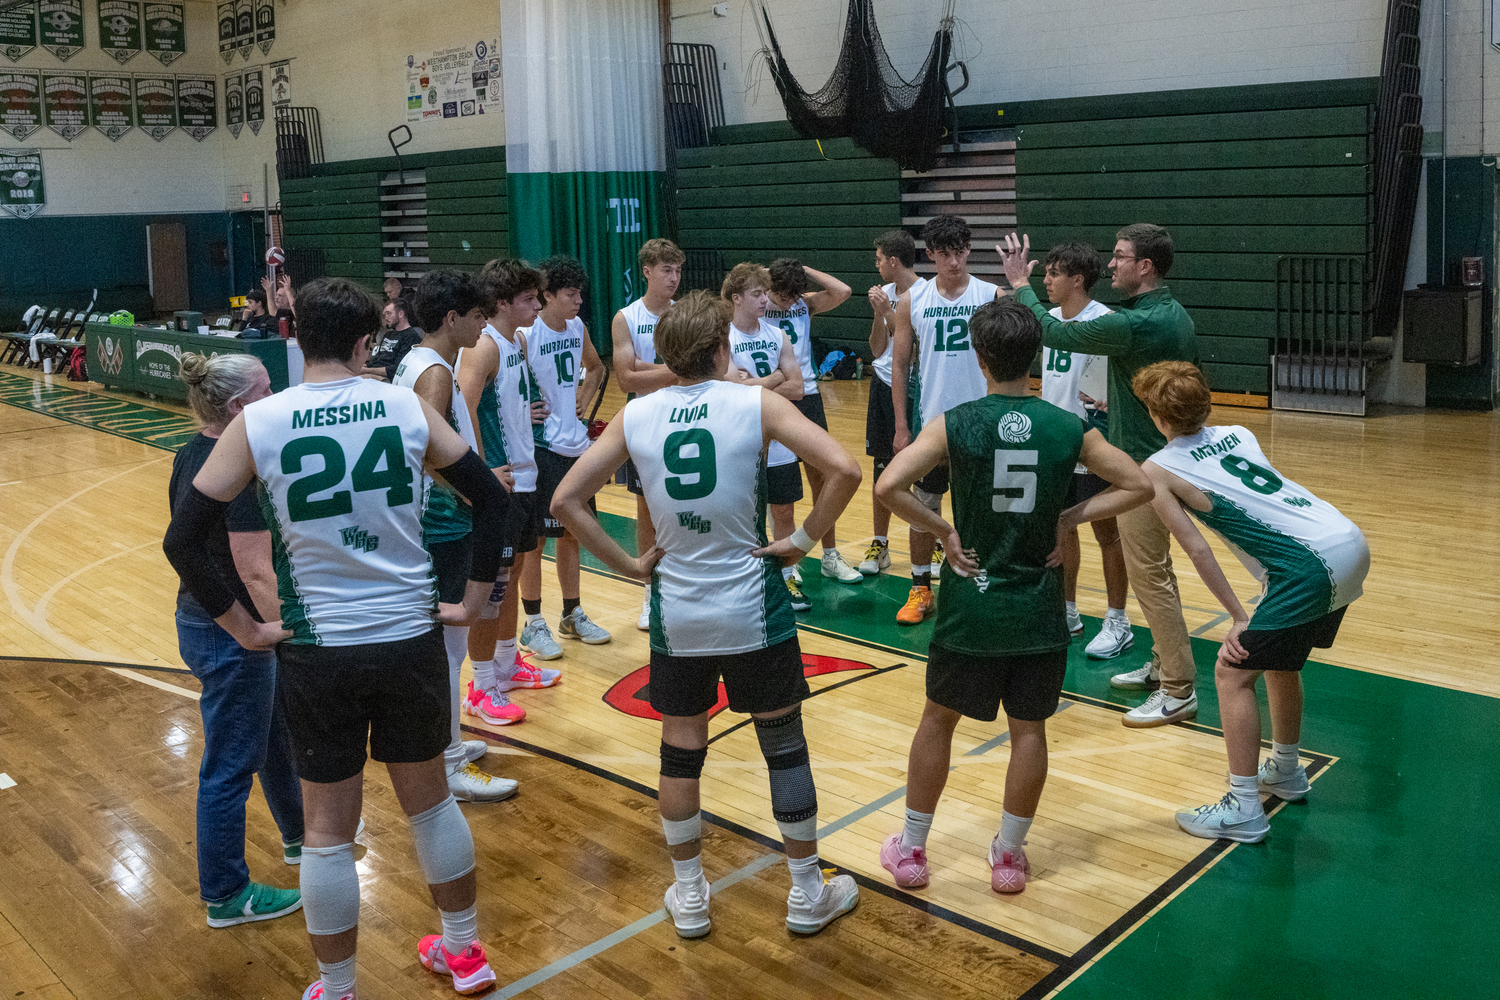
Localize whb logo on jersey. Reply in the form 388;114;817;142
340;526;379;553
998;412;1032;444
677;511;712;534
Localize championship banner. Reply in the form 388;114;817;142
216;1;233;63
42;70;87;140
88;70;132;140
0;148;44;219
234;0;253;60
269;59;289;108
254;0;273;55
39;1;84;61
406;39;500;123
144;3;185;66
0;3;38;63
176;74;214;140
243;64;262;134
133;72;175;140
224;68;242;137
98;0;142;64
0;69;42;141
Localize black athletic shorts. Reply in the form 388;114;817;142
506;488;540;557
766;460;804;505
649;636;810;718
866;375;895;461
277;626;449;783
1233;605;1349;672
1065;471;1112;507
625;456;644;496
926;642;1069;723
916;461;950;497
428;535;472;603
794;392;828;430
534;446;596;538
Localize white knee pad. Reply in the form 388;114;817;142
300;842;360;935
912;486;942;513
408;795;476;886
661;812;702;846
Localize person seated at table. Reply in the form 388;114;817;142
238;289;278;339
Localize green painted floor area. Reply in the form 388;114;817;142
0;370;199;450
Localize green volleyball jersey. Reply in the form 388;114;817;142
933;394;1086;656
392;346;475;544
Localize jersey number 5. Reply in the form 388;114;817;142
663;428;718;501
992;449;1037;513
282;427;416;522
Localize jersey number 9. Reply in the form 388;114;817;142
663;428;718;501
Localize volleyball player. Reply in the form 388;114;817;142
1001;226;1200;728
1133;362;1369;842
551;290;863;938
163;277;510;1000
518;255;611;655
1039;243;1134;658
458;259;559;726
765;258;860;584
889;215;1005;625
612;238;684;630
875;301;1151;894
862;230;926;575
397;270;517;803
721;262;810;610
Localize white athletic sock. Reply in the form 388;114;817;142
781;566;794;581
1272;741;1300;772
1065;601;1078;616
494;639;518;681
443;624;468;765
316;955;356;1000
471;658;496;693
996;810;1033;853
671;854;705;894
1229;773;1260;814
873;535;887;545
440;903;479;956
900;808;934;851
1106;607;1127;621
525;612;544;627
787;853;824;901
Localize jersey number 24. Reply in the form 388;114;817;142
282;427;415;522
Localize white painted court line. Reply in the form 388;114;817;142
0;773;16;789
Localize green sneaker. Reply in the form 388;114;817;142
285;817;365;864
206;881;303;928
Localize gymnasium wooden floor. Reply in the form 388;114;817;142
1;365;1497;999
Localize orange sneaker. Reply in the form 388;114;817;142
896;585;934;625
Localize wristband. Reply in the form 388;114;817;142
788;527;815;553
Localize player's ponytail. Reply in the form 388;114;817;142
180;352;267;432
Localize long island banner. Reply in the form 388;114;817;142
0;148;44;219
405;39;501;124
144;3;185;66
0;2;37;63
255;0;273;55
42;70;87;139
99;0;142;64
224;68;242;137
133;71;175;140
88;70;132;139
243;64;262;134
0;69;41;141
177;74;214;140
39;1;85;61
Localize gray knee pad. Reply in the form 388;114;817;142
912;486;942;513
478;569;510;620
408;795;476;886
753;707;818;841
300;841;360;935
660;741;708;780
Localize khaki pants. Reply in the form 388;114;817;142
1117;503;1195;698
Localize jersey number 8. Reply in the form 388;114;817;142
663;428;717;501
282;427;416;522
992;449;1037;514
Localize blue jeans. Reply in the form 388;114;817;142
176;609;304;903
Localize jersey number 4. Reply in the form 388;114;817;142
993;449;1037;513
663;428;717;501
282;427;416;522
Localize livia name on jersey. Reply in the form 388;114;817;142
291;400;388;429
669;403;709;424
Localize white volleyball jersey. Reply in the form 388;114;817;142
621;297;666;368
1042;300;1111;473
729;319;797;468
392;345;476;542
473;324;537;492
524;315;590;458
622;379;796;656
873;278;926;386
1149;425;1369;630
764;296;817;395
910;275;998;428
242;377;437;646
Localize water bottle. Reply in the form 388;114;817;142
856;358;863;381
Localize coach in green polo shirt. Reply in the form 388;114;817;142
999;225;1200;730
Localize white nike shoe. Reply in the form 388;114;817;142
462;739;489;764
1110;659;1159;689
1122;688;1197;728
1176;793;1269;843
447;762;518;803
1087;615;1135;659
785;873;859;935
821;549;863;584
1258;758;1311;801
